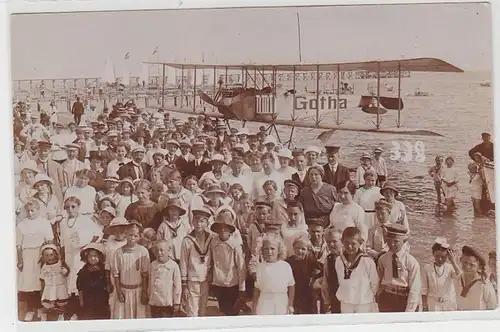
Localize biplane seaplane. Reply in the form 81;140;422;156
144;57;463;145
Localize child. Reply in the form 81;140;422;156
441;156;459;211
184;175;199;194
209;215;246;316
64;169;96;215
59;196;102;320
39;244;70;321
356;152;377;188
94;207;116;234
229;183;245;211
150;182;165;204
281;201;308;257
76;243;110;320
455;245;497;310
124;180;159;229
139;228;157;261
111;222;151;319
96;177;122;208
467;162;483;216
247;200;272;255
16;200;54;321
366;198;391;259
421;238;461;311
116;178;138;217
308;219;328;264
336;227;378;313
102;217;129;319
321;228;343;313
286;236;322;314
180;207;213;317
253;236;295;315
149;240;182;318
488;251;497;296
376;224;420;312
428;155;444;205
156;199;191;265
233;193;253;235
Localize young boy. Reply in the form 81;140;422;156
321;228;343;313
149;240;181;318
209;212;246;316
366;198;392;260
376;224;421;312
308;218;328;264
180;207;213;317
286;236;323;314
247;199;273;254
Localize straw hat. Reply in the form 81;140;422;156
100;206;117;218
210;154;227;165
305;146;321;155
162;199;186;216
210;215;236;233
277;148;293;160
214;205;237;223
131;146;146;154
384;224;408;239
80;243;105;261
104;177;120;183
360;152;372;160
204;184;226;196
103;217;130;234
166;139;180;148
33;173;54;186
192;206;213;218
380;182;399;197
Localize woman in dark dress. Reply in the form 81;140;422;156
76;243;110;320
124;179;159;229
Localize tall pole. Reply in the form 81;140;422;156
397;62;402;127
376;62;381;129
315;65;320;125
336;64;341;125
296;13;302;62
161;64;166;107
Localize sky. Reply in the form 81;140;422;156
10;2;492;81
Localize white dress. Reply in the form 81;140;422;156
441;167;459;200
421;262;458;311
353;186;383;232
16;217;54;292
40;261;69;305
255;260;295;315
470;173;483;200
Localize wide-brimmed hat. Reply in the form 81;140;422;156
210;217;236;233
237;128;249;136
103;217;130;234
100;206;117;218
277;148;293;160
65;143;80;151
214;205;236;222
380;182;399;197
374;147;383;153
264;217;283;230
305;146;321;155
162;199;186;216
80;243;105;261
33;173;54;186
462;245;486;266
191;206;213;218
40;243;59;256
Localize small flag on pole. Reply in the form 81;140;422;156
152;47;158;55
124;52;130;60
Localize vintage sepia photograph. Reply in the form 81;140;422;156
10;1;496;323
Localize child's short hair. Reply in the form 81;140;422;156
286;200;303;211
24;199;41;211
263;180;277;191
98;197;117;209
184;175;198;185
240;193;252;202
431;242;449;253
167;170;182;181
445;156;455;163
229;183;244;193
341;227;363;242
152;239;172;252
324;227;342;239
75;169;91;178
135;179;151;192
64;196;81;207
292;235;311;249
340;180;357;196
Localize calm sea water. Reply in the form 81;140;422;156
19;71;496;264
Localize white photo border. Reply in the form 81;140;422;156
1;1;498;332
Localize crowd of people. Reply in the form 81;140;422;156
12;99;497;322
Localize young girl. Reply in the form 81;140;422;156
180;207;213;317
184;175;199;194
336;227;378;313
93;206;116;234
210;215;246;316
441;156;459;211
455;245;497;310
421;238;461;311
286;236;322;314
59;196;102;320
124;180;159;229
116;178;138;217
156;199;191;265
102;217;129;319
429;155;444;206
253;236;295;315
149;240;182;318
76;243;110;320
16;199;54;321
15;161;39;218
356;152;377;188
30;174;62;240
229;183;245;212
158;170;193;212
321;228;343;313
64;169;96;215
112;222;151;319
39;243;69;321
467;162;483;216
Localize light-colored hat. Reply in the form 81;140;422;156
103;217;130;234
360;152;372;160
305;146;321;155
20;160;39;174
214;205;237;222
434;237;450;249
263;135;277;145
380;181;399;196
104;177;120;183
131;146;146;154
166;139;180;147
277;148;293;160
33;173;55;186
65;143;80;151
210;154;227;164
204;184;226;196
179;139;192;147
106;130;119;137
191;206;213;217
374;147;383;153
100;206;117;218
51;148;68;161
80;242;105;256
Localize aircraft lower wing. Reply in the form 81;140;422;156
157;106;444;137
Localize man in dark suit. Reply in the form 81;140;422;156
323;145;351;191
117;146;151;180
469;132;494;162
184;141;211;180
